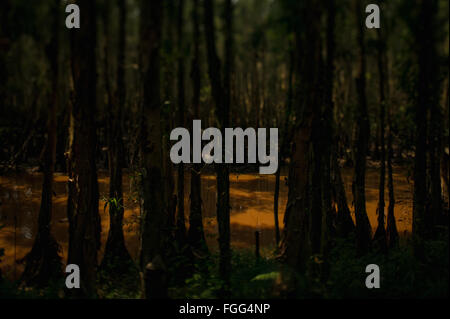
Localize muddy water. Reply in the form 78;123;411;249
0;167;413;280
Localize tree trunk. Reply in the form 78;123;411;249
321;0;337;258
413;0;439;256
188;0;208;254
0;0;10;118
373;27;387;252
352;0;372;255
67;0;101;298
386;82;398;248
332;148;355;237
203;0;231;291
251;50;260;128
175;0;187;245
20;0;62;287
383;22;399;249
279;1;323;272
445;81;450;211
139;0;167;299
101;0;134;277
274;44;294;248
429;76;443;228
327;3;354;237
161;0;177;240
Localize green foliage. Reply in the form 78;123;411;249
102;196;124;214
325;233;449;298
0;278;64;299
97;265;141;299
251;271;279;281
169;250;281;299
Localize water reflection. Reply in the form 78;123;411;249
0;167;413;280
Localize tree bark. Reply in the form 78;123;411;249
203;0;231;290
139;0;167;298
188;0;208;254
386;82;399;248
67;0;101;298
429;73;443;228
352;0;372;255
279;1;323;272
413;0;439;256
274;44;294;248
20;0;62;287
373;26;387;252
101;0;134;276
321;0;337;257
383;21;399;249
175;0;187;245
0;0;10;118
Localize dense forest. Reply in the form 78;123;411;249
0;0;448;299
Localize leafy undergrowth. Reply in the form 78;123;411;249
1;234;448;299
168;249;282;299
324;231;449;299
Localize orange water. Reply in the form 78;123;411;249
0;167;413;280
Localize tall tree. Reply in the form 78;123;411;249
330;6;355;237
279;0;324;272
67;0;101;297
139;0;168;298
188;0;208;253
382;10;399;249
20;0;62;287
386;56;398;249
175;0;187;245
101;0;134;276
273;44;294;248
0;0;10;118
203;0;231;289
373;25;388;251
413;0;440;255
160;0;177;239
320;0;337;257
446;80;450;212
352;0;372;255
428;54;443;229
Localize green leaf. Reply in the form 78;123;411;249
251;271;279;282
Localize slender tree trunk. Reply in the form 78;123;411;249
274;45;294;248
188;0;208;254
0;0;10;118
161;1;177;238
429;79;443;228
332;148;355;236
139;0;168;299
203;0;231;291
353;0;372;255
67;0;101;298
383;25;399;249
175;0;187;245
386;84;398;248
321;0;337;258
20;0;62;287
101;0;134;276
221;0;233;291
373;27;387;251
273;167;282;247
252;50;260;128
413;0;439;256
445;81;450;211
